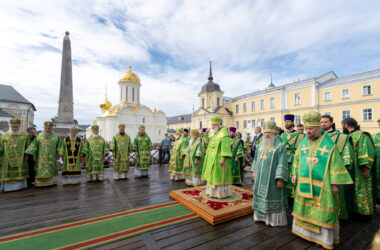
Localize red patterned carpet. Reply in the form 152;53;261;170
170;185;253;224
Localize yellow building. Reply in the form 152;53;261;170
168;63;380;135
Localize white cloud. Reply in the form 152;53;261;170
0;0;379;129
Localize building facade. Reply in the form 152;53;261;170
91;65;167;143
0;84;36;132
168;64;380;136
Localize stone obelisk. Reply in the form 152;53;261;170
53;31;76;136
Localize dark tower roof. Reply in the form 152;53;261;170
198;60;222;95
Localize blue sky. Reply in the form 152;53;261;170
0;0;379;129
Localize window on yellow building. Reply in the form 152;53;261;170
202;98;205;107
324;112;332;116
270;117;275;122
342;110;351;120
236;121;240;128
243;103;247;112
294;93;301;105
342;89;350;99
295;115;301;125
260;99;264;110
251;119;256;127
260;118;265;125
235;104;239;113
270;97;275;108
362;108;373;121
324;92;331;101
199;121;202;129
363;85;372;96
217;97;220;106
251;101;255;111
243;120;247;128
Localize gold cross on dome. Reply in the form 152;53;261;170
318;145;330;156
300;145;309;154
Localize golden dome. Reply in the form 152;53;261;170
100;96;112;110
119;65;140;84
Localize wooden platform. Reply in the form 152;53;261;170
170;186;253;225
0;165;379;249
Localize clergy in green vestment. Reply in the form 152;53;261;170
201;115;233;198
321;115;355;219
342;117;376;216
61;127;84;185
373;128;380;203
132;125;154;178
183;129;205;186
83;125;109;182
281;114;306;198
291;112;353;249
169;128;186;181
110;124;132;180
25;121;62;187
251;121;288;226
0;118;29;191
229;127;244;185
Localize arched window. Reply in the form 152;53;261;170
132;87;135;102
217;97;220;106
143;117;145;124
199;121;203;129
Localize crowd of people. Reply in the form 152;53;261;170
168;113;379;249
1;112;379;249
0;121;154;190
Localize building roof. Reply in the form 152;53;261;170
320;68;380;87
198;61;222;95
0;108;12;117
167;113;192;125
0;84;36;110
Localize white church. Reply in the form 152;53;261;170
90;65;167;143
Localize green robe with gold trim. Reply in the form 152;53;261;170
83;135;109;176
230;137;244;184
201;126;233;188
62;136;83;179
292;131;353;233
0;132;29;182
327;130;355;219
25;133;62;185
252;135;288;215
281;130;305;197
132;133;153;170
350;130;376;215
373;132;380;200
168;136;186;175
110;133;132;172
183;137;205;182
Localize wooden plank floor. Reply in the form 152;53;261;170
0;165;379;249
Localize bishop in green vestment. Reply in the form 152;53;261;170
229;127;244;185
281;114;306;198
321;115;355;219
342;117;376;216
292;112;353;249
25;121;62;187
373;130;380;202
132;125;153;178
0;118;29;191
202;115;233;198
183;129;205;186
252;121;288;226
83;125;109;182
61;127;84;185
110;124;132;180
169;128;186;181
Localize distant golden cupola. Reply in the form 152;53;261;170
119;65;140;84
100;87;112;111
